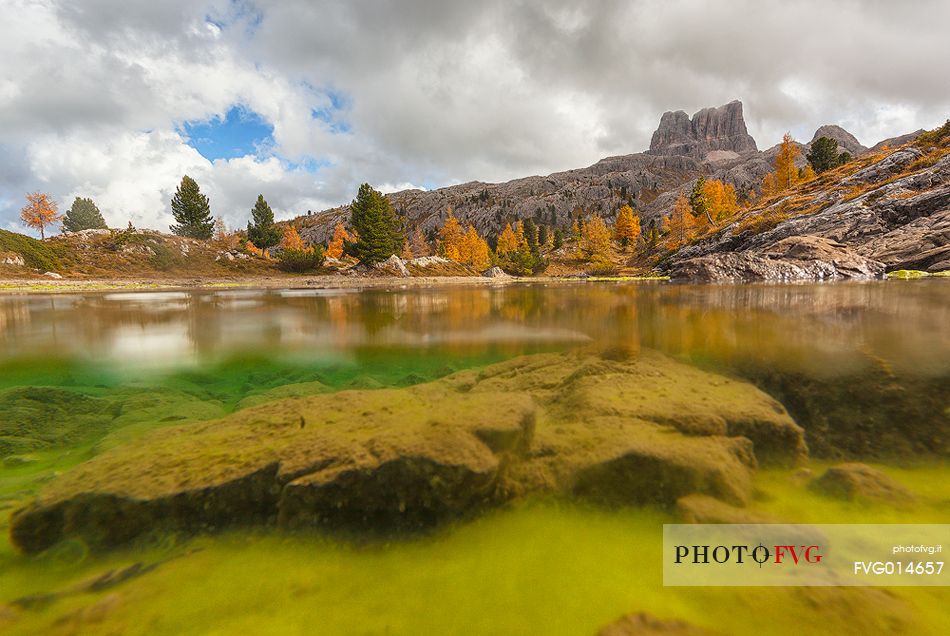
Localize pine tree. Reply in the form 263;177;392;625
806;136;841;173
170;175;214;239
689;176;712;225
348;183;405;264
246;194;282;251
63;197;107;232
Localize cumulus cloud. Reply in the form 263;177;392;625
1;0;948;234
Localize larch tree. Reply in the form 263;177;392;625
409;227;431;257
613;204;641;248
774;132;801;190
702;180;739;224
461;225;491;270
662;195;697;250
281;224;306;251
62;197;107;232
581;215;611;262
348;183;405;264
170;175;214;239
496;223;521;256
400;239;414;261
325;222;351;259
438;210;465;261
20;192;62;239
247;194;282;251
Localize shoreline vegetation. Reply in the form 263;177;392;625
3;119;947;286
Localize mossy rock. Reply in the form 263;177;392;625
0;387;117;456
10;351;807;553
809;463;912;503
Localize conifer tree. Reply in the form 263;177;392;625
689;176;712;224
170;175;214;239
613;204;641;248
348;183;405;264
663;195;697;250
63;197;107;232
325;222;351;259
806;136;841;173
438;210;465;261
581;215;611;262
246;194;282;251
496;223;520;256
409;227;430;257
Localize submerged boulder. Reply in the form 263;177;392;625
598;612;719;636
809;463;912;503
10;350;806;553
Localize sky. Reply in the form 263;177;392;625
1;0;948;235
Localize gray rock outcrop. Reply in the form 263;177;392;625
810;125;867;157
649;100;758;159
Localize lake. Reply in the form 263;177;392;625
1;281;948;635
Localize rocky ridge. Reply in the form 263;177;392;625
294;101;881;247
669;137;950;282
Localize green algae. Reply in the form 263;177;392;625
2;467;948;635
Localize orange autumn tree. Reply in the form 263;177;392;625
496;222;521;256
613;204;641;248
438;210;465;261
663;195;697;250
325;222;350;259
702;179;739;224
581;215;611;262
20;192;62;239
281;224;306;251
460;225;491;270
761;133;801;197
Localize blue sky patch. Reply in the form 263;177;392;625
181;106;274;161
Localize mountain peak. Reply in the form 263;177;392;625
649;100;758;159
810;125;867;156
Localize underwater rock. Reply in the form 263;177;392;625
809;463;912;503
675;494;777;524
10;351;806;553
598;612;719;635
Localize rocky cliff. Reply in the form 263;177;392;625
648;100;758;159
668;128;950;282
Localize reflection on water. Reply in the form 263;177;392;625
0;281;948;635
1;281;948;374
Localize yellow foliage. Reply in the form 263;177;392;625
325;222;350;259
496;223;521;256
581;215;611;261
438;210;465;261
460;225;491;270
662;195;697;250
281;224;306;251
20;192;62;239
613;205;641;247
702;179;739;224
801;164;817;182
